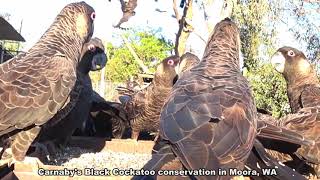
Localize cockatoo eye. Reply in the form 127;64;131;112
287;50;295;57
88;44;96;52
167;59;175;66
91;12;96;20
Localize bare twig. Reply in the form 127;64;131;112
174;0;194;56
155;8;167;13
173;0;181;22
193;30;207;44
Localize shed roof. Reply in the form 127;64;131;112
0;17;25;42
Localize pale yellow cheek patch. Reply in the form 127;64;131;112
76;14;88;37
297;59;311;74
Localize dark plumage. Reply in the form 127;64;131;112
88;91;129;139
175;48;312;179
0;2;95;166
270;46;320;177
116;78;142;98
246;139;308;180
246;117;313;180
253;108;319;179
121;56;180;140
35;37;107;149
177;52;200;75
136;18;258;180
279;109;320;178
135;19;309;180
271;46;320;113
114;0;138;28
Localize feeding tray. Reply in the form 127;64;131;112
3;137;251;180
6;137;155;180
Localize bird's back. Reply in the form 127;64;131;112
159;19;257;172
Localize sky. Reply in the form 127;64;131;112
0;0;307;59
1;0;188;51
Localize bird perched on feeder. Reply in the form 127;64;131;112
120;55;180;141
269;46;320;177
137;18;258;180
0;1;95;167
134;18;310;180
33;37;107;155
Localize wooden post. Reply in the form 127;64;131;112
17;19;23;52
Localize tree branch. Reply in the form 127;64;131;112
173;0;181;22
174;0;194;56
121;34;150;74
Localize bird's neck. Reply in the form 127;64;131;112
199;52;240;76
285;69;319;88
146;79;172;107
152;74;174;88
286;70;319;113
30;19;86;64
199;37;240;75
77;53;92;74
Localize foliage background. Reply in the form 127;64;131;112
3;1;319;118
74;0;320;117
